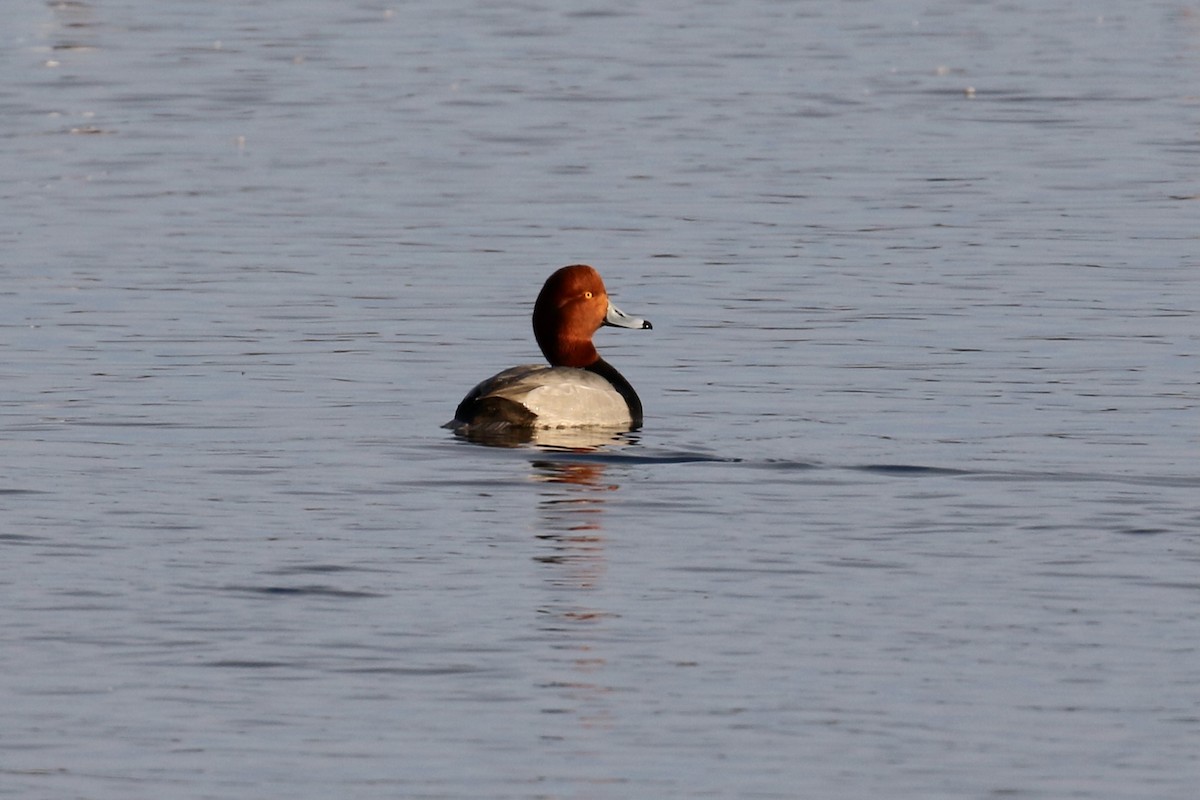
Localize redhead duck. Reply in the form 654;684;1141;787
448;265;652;430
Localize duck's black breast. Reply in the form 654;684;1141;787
584;358;643;427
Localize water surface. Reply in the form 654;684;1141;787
2;1;1198;798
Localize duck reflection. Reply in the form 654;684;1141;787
44;1;100;53
532;459;614;594
530;456;622;730
455;423;635;449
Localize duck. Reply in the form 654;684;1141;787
447;264;652;430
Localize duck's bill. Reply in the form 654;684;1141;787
604;302;653;330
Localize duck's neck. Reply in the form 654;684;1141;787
539;339;597;368
585;357;643;427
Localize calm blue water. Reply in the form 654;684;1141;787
3;1;1198;798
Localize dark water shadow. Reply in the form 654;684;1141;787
443;429;1198;489
218;584;386;599
850;463;973;477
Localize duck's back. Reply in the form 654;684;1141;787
451;365;634;429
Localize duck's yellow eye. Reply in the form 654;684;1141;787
584;291;593;299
